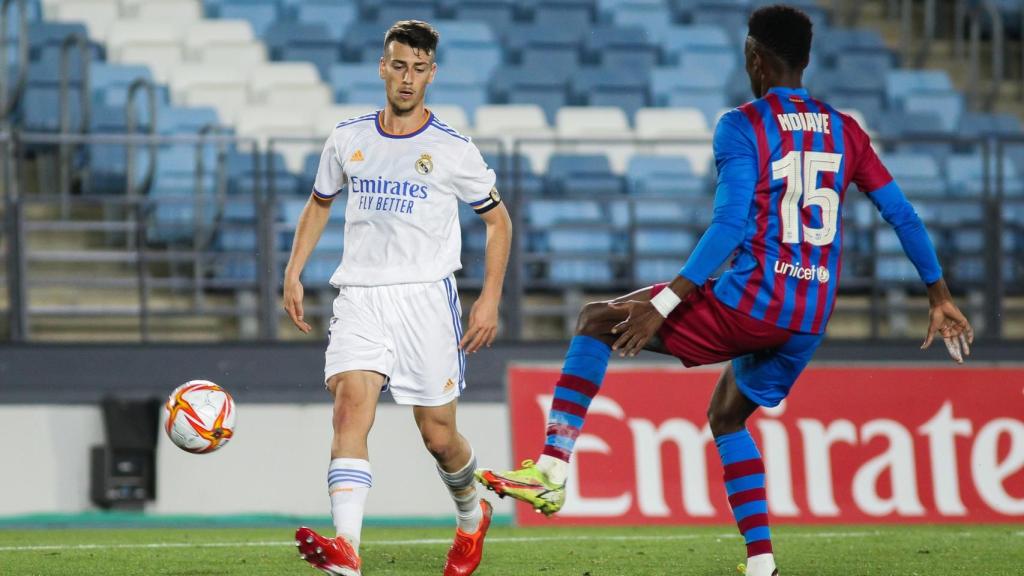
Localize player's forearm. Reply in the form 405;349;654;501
479;207;512;301
284;196;332;280
870;182;943;284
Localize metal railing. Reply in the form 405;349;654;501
1;129;1022;342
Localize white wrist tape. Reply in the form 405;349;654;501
650;288;682;318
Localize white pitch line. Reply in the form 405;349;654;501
0;530;1005;553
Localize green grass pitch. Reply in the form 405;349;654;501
1;524;1021;575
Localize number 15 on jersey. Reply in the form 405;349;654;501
772;151;843;247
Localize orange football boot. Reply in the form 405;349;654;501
443;499;493;576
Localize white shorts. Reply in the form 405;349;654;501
324;275;465;406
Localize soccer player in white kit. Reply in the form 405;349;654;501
284;20;512;576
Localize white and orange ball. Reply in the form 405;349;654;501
164;380;236;454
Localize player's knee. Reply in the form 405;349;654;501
706;406;746;437
575;302;609;337
420;424;457;462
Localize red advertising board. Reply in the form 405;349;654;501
508;365;1024;525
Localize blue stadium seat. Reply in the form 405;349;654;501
667;91;728;127
219;0;280;36
609;1;673;44
881;153;946;197
437;21;501;78
156;106;220;134
958;112;1024;137
340;22;390;62
634;259;684;284
587;24;658;72
885;69;953;105
521;45;580;84
626;155;704;196
27;22;99;61
428;84;487;115
547;260;615;285
572;67;649;119
546;154;623;195
634;229;695;255
374;2;440;26
651;62;726;107
534;0;595;31
452;0;517;31
506;22;583;57
228;151;298;196
817;28;887;63
541;229;616;253
660;25;732;67
945;154;1024;197
264;22;338;78
902;91;963;133
294;0;358;40
526;200;603;226
329;63;384;104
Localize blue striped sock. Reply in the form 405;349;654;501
715;430;772;558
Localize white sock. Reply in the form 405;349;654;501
328;458;372;553
537;454;568;485
437;449;482;533
746;553;776;576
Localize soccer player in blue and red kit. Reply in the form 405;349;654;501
477;5;975;575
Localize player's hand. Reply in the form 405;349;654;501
283;275;311;334
921;299;973;364
610;300;665;358
460;295;499;353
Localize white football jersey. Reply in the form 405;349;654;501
313;110;499;287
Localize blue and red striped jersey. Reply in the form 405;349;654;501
708;87;896;334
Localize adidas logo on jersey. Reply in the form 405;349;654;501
349;150;365;162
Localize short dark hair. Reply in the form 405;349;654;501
748;5;813;70
383;20;440;57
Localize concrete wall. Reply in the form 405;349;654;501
0;403;514;518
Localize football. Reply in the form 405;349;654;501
164;380;236;454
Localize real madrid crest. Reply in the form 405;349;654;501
415;153;433;175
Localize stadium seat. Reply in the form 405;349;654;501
339;22;390;62
881;153;945;197
26;22;99;61
295;0;358;40
945;154;1024;197
534;0;594;31
234;105;316;172
609;1;673;44
547;259;615;285
626;155;704;197
45;0;119;39
374;2;439;26
660;24;733;67
428;105;470;133
263;22;338;78
555;106;634;173
902;91;963;133
634;107;714;177
218;0;280;36
586;24;658;72
126;0;202;24
329;63;383;104
246;62;330;108
474;104;555;172
315;104;377;136
634;229;696;255
184;20;266;67
170;64;248;122
105;21;183;83
428;84;487;116
546;153;623;195
885;69;953;106
452;0;516;31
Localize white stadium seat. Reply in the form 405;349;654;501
474;104;555;172
314;105;379;137
106;22;183;83
555;106;635;174
247;62;330;108
170;65;249;123
235;106;317;172
132;0;202;25
634;107;715;177
47;0;120;39
184;20;266;67
428;105;470;134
